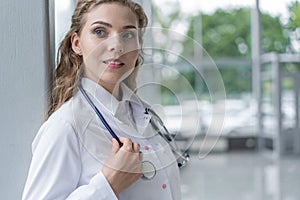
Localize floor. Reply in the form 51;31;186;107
180;151;300;200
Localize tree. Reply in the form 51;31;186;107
152;4;292;97
185;8;290;58
287;1;300;31
286;1;300;52
261;12;290;53
182;8;291;95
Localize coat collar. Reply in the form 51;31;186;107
80;77;146;116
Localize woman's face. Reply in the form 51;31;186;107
72;3;140;93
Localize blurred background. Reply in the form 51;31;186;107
1;0;300;199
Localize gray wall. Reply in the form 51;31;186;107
0;0;48;199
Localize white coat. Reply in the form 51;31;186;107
22;78;181;200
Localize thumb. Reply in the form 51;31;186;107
111;138;120;154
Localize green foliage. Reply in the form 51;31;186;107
152;3;295;98
157;70;197;105
183;7;291;95
286;1;300;52
261;13;290;53
201;9;251;58
218;66;252;94
185;8;290;58
287;1;300;31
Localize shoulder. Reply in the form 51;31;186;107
32;108;77;153
47;92;92;131
49;95;79;124
32;94;89;153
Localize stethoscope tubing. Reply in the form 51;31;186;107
79;84;156;180
79;84;123;147
79;84;189;169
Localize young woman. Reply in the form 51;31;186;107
22;0;182;199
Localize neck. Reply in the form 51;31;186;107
100;81;122;101
83;72;122;101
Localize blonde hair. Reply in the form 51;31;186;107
46;0;148;119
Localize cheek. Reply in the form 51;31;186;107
124;38;140;53
126;50;139;66
80;37;106;58
83;50;108;71
82;44;107;73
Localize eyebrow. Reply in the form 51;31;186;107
91;21;137;30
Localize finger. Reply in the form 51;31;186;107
139;151;143;161
132;142;140;153
111;138;120;154
120;137;133;152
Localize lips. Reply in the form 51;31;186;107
103;58;125;68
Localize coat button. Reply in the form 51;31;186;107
162;184;167;189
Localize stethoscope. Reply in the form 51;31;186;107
79;84;189;180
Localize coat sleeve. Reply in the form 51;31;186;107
22;117;118;200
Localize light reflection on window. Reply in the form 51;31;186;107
54;0;75;61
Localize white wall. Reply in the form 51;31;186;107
0;0;48;199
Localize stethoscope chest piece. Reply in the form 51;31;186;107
141;161;156;180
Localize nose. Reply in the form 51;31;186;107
108;35;124;54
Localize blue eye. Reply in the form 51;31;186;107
122;32;135;39
95;29;105;36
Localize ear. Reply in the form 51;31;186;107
71;32;82;55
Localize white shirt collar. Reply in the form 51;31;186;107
80;77;145;115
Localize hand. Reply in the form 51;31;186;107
102;137;143;196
